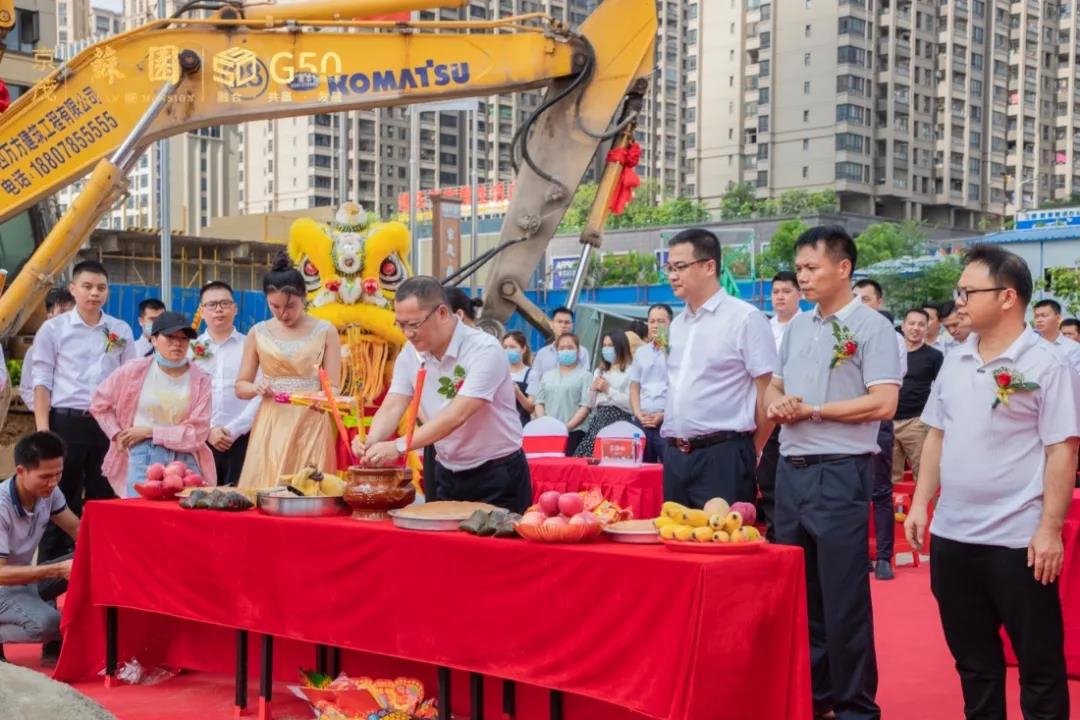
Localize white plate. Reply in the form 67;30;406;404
602;526;662;544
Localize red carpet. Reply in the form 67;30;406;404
5;561;1079;718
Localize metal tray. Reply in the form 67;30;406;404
387;509;468;532
602;527;662;544
256;491;349;518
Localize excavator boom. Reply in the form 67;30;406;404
0;0;657;339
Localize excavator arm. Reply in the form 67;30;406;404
0;0;656;339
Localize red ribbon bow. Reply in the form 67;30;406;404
606;141;642;215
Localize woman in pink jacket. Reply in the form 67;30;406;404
91;311;216;497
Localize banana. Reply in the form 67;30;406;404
673;525;694;541
692;526;713;543
683;509;709;528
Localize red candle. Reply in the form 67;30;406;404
319;367;357;466
404;363;427;453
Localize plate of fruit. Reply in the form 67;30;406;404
657;498;766;553
515;491;606;543
132;461;206;500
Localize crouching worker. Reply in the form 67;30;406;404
0;432;79;666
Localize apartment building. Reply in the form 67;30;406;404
240;0;695;221
694;0;1080;228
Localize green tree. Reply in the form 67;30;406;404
757;218;808;278
558;180;708;232
876;256;963;312
722;245;752;277
1042;193;1080;209
719;181;758;219
589;251;661;287
855;220;928;269
1047;265;1080;316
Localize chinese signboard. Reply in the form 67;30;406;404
1016;207;1080;230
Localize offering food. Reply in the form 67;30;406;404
393;501;498;520
658;497;766;551
514;490;627;543
179;488;254;511
459;509;521;538
135;460;206;499
281;465;345;497
602;518;663;544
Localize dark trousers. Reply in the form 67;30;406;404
39;411;112;562
662;435;756;507
755;425;781;541
637;423;665;464
423;445;438;500
930;535;1069;720
871;421;894;563
435;449;532;514
211;433;250;487
775;455;880;720
565;430;585;457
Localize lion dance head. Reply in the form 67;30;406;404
287;202;411;404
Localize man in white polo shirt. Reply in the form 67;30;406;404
906;246;1079;720
629;303;672;463
766;226;901;720
355;276;530;512
661;228;777;507
1033;298;1080;374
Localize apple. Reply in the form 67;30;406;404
144;480;164;490
542;515;568;528
146;463;166;482
569;511;599;526
165;461;188;478
557;492;584;517
162;474;184;493
703;497;730;518
730;502;757;526
521;511;547;526
183;474;205;488
538;491;561;517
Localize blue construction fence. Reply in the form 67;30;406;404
105;279;784;345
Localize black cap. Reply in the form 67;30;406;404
150;311;198;339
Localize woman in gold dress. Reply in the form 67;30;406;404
236;253;342;489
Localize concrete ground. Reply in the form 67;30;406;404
0;661;115;720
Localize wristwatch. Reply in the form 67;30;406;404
395;437;408;454
810;405;823;423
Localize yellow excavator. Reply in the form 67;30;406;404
0;0;657;341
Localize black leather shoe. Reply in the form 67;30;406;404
40;640;61;668
875;559;895;580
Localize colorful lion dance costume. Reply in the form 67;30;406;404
287;202;411;416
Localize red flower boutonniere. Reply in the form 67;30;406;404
991;366;1039;408
102;327;126;353
829;321;857;369
437;365;466;400
325;279;341;293
191;340;213;361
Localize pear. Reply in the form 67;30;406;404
703;497;730;518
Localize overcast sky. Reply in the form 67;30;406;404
92;0;124;12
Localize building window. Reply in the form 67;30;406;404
835;104;867;124
758;143;769;159
804;81;811;94
803;110;810;122
757;170;768;187
805;24;811;37
802;166;809;178
758;115;769;132
837;46;866;66
803;139;810;150
835;162;866;182
837;17;866;36
804;52;812;66
759;87;770;103
760;60;770;77
835;132;867;153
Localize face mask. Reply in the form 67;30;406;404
601;347;616;364
141;322;153;336
557;349;577;367
155;350;188;369
506;348;522;365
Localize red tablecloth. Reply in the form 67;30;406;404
1004;489;1080;677
529;458;663;519
55;501;810;720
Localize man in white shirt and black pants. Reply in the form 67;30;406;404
191;282;260;486
906;246;1079;720
755;270;800;540
356;276;531;512
661;229;777;507
31;261;136;560
767;227;901;720
629;303;672;463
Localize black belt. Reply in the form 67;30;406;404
667;430;751;454
50;407;93;418
783;453;867;469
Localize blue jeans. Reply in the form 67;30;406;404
127;441;199;498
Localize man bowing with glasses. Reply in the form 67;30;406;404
353;276;530;513
661;228;777;507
